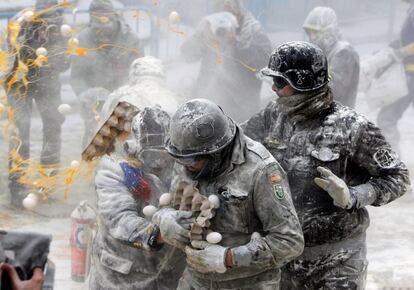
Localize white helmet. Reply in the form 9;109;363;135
303;7;340;51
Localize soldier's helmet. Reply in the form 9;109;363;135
166;99;236;158
261;41;329;92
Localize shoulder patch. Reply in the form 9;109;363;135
270;174;281;183
273;184;285;200
373;148;399;169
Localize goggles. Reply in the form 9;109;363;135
273;76;288;89
173;156;204;166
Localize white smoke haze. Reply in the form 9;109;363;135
0;0;413;289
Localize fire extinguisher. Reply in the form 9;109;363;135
70;200;96;282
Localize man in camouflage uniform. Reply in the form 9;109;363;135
153;98;304;289
181;0;271;122
70;0;142;142
5;0;70;207
303;6;360;108
242;41;410;289
91;106;187;290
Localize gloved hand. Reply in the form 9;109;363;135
185;240;228;273
314;167;355;209
152;208;193;250
394;42;414;60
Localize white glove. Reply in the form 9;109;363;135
314;167;354;209
185;240;228;273
152;208;193;250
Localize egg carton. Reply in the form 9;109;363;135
173;181;217;241
82;101;139;161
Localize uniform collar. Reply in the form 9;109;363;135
229;126;246;167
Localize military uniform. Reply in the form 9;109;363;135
172;130;304;290
244;37;410;288
242;91;410;289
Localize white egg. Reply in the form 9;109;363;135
58;103;71;114
23;195;38;210
169;11;181;24
70;160;80;168
36;47;47;57
159;193;172;207
23;11;34;22
206;232;222;244
142;205;157;218
251;232;261;240
60;24;72;37
208;194;220;209
68;37;79;46
26;193;39;201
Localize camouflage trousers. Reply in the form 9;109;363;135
177;267;281;290
281;233;367;290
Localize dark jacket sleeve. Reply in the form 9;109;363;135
329;48;360;107
232;26;272;73
240;104;270;143
95;156;156;250
231;162;304;269
350;121;410;208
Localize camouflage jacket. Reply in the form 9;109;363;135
70;21;142;96
91;156;185;290
327;40;360;108
171;130;304;287
242;101;410;247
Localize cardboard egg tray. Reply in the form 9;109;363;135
81;100;139;161
173;181;216;241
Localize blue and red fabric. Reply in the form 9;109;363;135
120;162;151;201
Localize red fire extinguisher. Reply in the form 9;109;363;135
70;200;96;282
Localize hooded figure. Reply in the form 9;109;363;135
181;0;272;122
303;6;360;108
90;105;186;290
5;0;70;207
70;0;142;144
104;56;180;115
242;41;410;289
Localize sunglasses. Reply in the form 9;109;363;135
273;76;288;89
